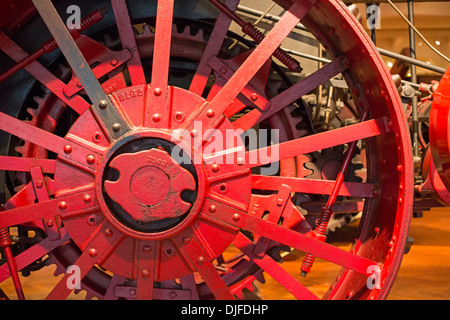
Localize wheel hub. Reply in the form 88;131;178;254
54;84;252;280
104;146;196;223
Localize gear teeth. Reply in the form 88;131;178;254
142;23;153;36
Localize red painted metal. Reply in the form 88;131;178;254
430;67;450;190
300;112;369;276
0;0;415;300
104;149;196;222
209;0;301;72
0;225;25;300
0;9;105;83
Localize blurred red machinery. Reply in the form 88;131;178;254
0;0;447;300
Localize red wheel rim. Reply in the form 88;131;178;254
0;0;413;300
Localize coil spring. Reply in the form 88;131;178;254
242;22;301;72
42;10;105;53
0;228;11;248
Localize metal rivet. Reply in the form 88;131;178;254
83;194;92;203
152;114;161;123
99;100;108;109
190;130;198;138
211;164;220;173
112;123;122;132
237;157;245;166
58;201;67;210
86;155;96;164
250;93;258;101
63;145;72;154
232;214;241;222
196;256;205;265
154;88;162;96
206;109;215;118
141;269;150;278
142;245;152;254
105;229;113;237
88;248;97;257
111;59;118;66
182;237;190;244
46;219;54;227
209;205;217;213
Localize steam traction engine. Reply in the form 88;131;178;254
0;0;447;300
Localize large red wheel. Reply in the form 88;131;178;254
430;67;450;190
0;0;413;300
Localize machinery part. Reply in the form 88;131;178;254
430;67;450;190
0;9;106;83
300;111;368;276
0;0;413;300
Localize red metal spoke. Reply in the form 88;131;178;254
201;205;377;276
174;227;235;300
46;221;124;300
0;112;103;172
185;0;316;134
0;187;97;229
144;0;175;128
0;30;90;115
0;156;56;174
0;223;25;300
63;48;132;98
0;10;106;84
0;229;71;283
111;0;146;86
232;55;349;131
135;240;158;300
32;0;131;140
233;233;319;300
251;175;376;198
206;116;391;168
189;0;239;95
